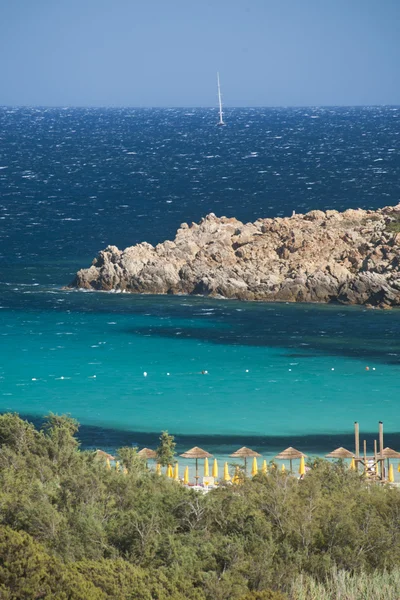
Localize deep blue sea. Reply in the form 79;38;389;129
1;106;400;460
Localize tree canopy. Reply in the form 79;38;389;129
1;413;400;599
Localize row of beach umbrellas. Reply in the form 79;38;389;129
97;445;400;484
136;444;400;484
136;445;308;483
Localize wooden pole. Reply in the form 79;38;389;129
374;440;378;477
363;440;367;476
379;421;384;481
355;422;360;472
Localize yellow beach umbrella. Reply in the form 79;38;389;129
212;458;218;479
349;457;356;471
183;465;189;484
223;462;231;482
155;463;161;475
299;455;305;477
281;464;286;473
106;458;111;470
398;463;400;473
251;457;258;477
261;460;268;474
389;463;395;483
115;461;120;472
204;457;209;477
232;466;241;484
173;463;179;481
167;464;173;478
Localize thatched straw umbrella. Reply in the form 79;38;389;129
382;447;400;474
95;449;116;461
325;447;354;459
138;447;157;468
275;447;307;473
138;448;157;459
180;446;213;484
230;447;261;474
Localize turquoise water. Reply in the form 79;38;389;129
1;288;400;455
1;106;400;456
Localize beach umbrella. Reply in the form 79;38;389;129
183;465;189;484
173;463;179;481
382;447;400;458
281;464;286;473
230;447;261;474
212;458;218;479
389;463;395;483
261;460;268;474
167;464;173;478
382;447;400;474
223;462;231;482
299;455;305;477
349;457;356;471
138;448;157;459
138;448;157;468
325;447;354;459
155;463;161;475
106;458;111;470
115;461;120;472
180;447;213;484
95;449;116;462
251;457;258;477
232;466;241;484
204;457;209;477
398;463;400;473
275;447;307;473
138;448;157;470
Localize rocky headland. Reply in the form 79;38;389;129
69;204;400;307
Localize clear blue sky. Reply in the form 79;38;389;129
0;0;399;107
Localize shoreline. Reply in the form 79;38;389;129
10;411;400;458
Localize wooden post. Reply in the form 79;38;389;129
379;421;384;481
363;440;367;476
355;422;360;472
374;440;379;477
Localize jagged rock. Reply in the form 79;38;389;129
68;204;400;307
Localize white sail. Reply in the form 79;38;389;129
217;72;225;126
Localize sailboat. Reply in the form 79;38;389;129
216;72;225;126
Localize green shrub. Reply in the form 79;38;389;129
2;413;400;599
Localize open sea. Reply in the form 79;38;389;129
1;106;400;461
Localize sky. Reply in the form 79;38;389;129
0;0;399;107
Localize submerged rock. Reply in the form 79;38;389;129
68;205;400;307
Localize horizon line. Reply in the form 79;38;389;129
0;104;399;110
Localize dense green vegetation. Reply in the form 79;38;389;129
385;214;400;233
1;413;400;599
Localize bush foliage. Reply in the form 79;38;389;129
1;413;400;599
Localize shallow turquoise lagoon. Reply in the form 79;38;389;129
1;290;400;456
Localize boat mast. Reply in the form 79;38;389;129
217;72;225;126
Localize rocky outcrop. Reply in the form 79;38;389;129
68;204;400;307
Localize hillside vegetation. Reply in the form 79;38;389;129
1;413;400;599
